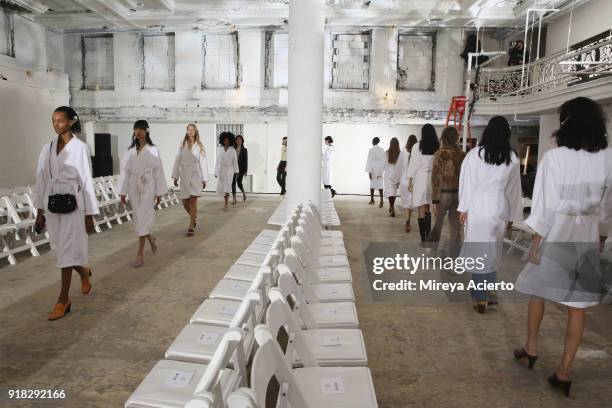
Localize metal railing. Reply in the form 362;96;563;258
477;36;612;100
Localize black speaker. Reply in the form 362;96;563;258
92;156;113;178
95;133;112;157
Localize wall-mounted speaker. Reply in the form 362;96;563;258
91;156;113;178
95;133;112;157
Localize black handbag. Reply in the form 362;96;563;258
47;141;78;214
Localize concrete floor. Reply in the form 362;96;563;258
1;194;611;407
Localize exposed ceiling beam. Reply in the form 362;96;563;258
3;0;49;13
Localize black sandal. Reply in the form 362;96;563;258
514;348;538;369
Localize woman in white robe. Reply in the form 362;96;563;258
514;98;612;396
365;137;386;207
322;136;336;197
457;116;522;313
407;124;439;244
215;132;239;210
398;135;418;232
33;106;99;321
119;120;168;268
383;137;401;217
171;123;208;236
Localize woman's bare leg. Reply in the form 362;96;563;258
525;297;545;356
190;196;197;226
181;198;190;215
556;307;586;380
58;267;73;303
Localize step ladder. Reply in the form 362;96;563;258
445;96;472;147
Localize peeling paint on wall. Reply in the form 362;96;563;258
0;7;15;57
202;32;240;89
140;33;175;91
264;31;288;89
331;31;371;90
397;31;436;92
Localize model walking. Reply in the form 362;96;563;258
34;106;99;320
398;135;418;232
171;123;208;237
119;120;167;268
407;124;439;245
232;134;248;204
215;132;239;210
322;136;336;197
429;127;466;256
383;137;401;217
458;116;522;313
365;137;386;207
514;97;611;397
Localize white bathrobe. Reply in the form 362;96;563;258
118;145;167;237
321;145;334;186
383;152;401;198
215;146;239;195
397;147;413;208
406;145;434;207
516;147;612;307
171;143;209;199
458;148;523;274
33;136;99;268
365;145;386;190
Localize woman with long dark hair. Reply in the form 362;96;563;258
215;132;239;210
458;116;522;313
514;97;611;397
171;123;208;237
322;136;336;197
119;120;167;267
398;135;418;232
33;106;99;320
384;137;401;217
365;137;386;207
232;134;248;204
407;124;439;244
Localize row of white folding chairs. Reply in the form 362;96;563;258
0;189;49;265
125;210;303;407
126;204;376;407
319;190;341;227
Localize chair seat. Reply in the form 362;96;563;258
293;366;378;408
304;302;359;329
321;230;343;238
309;283;355;303
258;229;280;238
125;360;240;408
245;242;272;255
294;329;367;367
316;254;350;268
224;263;260;282
190;299;241;327
236;252;267;267
252;234;276;245
209;279;252;302
317;267;353;283
317;245;347;256
165;324;255;367
320;237;345;246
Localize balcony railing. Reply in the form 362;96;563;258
477;35;612;101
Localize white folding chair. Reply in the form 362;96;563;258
1;196;40;260
284;248;354;303
166;291;261;366
236;326;377;408
296;222;346;256
7;194;49;253
266;288;367;367
126;329;246;408
210;266;271;302
290;236;352;283
277;265;358;330
305;203;343;238
0;197;18;265
503;220;532;261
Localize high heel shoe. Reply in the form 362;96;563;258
48;301;71;321
149;236;158;253
81;268;92;295
133;255;144;268
405;220;411;233
473;301;487;314
548;372;572;397
513;348;538;369
369;198;374;205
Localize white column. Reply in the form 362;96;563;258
286;0;325;213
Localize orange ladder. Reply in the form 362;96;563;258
445;96;472;144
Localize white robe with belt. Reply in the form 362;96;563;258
383;152;401;198
365;145;385;190
33;136;99;268
118;145;167;237
397;147;413;208
215;146;239;195
458;148;522;274
406;145;434;207
321;145;334;186
516;147;612;307
171;143;209;199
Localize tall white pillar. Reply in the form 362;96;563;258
286;0;325;213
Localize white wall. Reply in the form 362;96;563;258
546;0;611;55
0;17;68;188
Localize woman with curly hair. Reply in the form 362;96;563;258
214;131;239;211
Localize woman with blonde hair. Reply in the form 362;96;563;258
171;123;209;236
384;137;401;217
